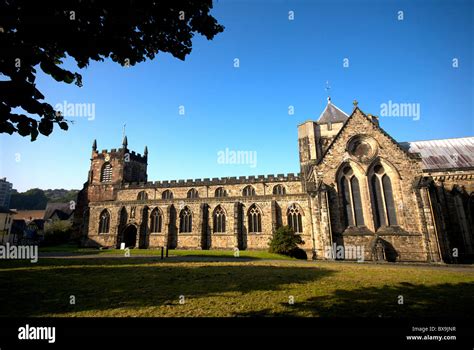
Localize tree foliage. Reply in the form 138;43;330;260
0;1;224;140
10;188;79;209
10;188;48;210
269;226;307;259
43;219;73;246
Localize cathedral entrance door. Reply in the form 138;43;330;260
123;225;137;248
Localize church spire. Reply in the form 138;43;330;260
92;139;97;151
144;145;148;157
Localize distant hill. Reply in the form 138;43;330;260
10;188;79;210
43;189;80;204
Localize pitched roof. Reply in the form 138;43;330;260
317;99;349;124
400;137;474;171
44;202;75;220
11;210;45;221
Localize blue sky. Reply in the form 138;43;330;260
1;0;473;192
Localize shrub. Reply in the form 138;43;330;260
269;226;307;259
42;220;72;246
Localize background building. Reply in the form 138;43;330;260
0;206;15;243
0;178;13;209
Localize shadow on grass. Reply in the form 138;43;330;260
0;258;332;317
235;282;474;318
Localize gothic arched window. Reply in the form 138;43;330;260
179;206;192;233
187;188;199;199
215;187;227;198
287;204;303;233
242;185;256;197
100;163;112;182
273;184;286;195
162;190;173;200
213;206;226;233
119;207;127;226
99;209;110;233
248;204;262;233
137;191;148;201
339;166;365;227
150;208;162;233
370;164;397;229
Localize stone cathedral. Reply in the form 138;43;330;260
75;100;474;263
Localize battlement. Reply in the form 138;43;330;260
122;173;302;189
92;147;147;162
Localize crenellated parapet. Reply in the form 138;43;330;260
92;148;147;163
121;173;302;189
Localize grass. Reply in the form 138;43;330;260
38;244;294;260
0;257;473;317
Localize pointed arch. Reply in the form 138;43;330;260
213;205;226;233
98;209;110;234
337;164;365;228
335;160;365;180
382;174;397;225
150;207;163;233
369;163;398;229
351;176;364;225
119;206;128;226
367;158;402;180
287;203;303;233
247;204;262;233
179;206;192;233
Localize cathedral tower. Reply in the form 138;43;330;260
297;97;349;175
87;136;148;201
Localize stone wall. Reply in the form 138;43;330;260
308;108;431;261
86;182;313;252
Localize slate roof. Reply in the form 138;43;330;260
400;137;474;171
44;202;75;220
317;99;349;124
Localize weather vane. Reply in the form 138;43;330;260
325;81;331;101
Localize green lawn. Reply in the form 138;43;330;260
0;257;473;317
39;245;293;260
